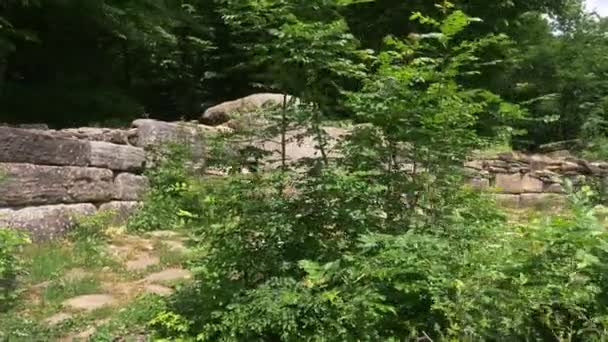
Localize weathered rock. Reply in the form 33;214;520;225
58;127;136;145
0;163;114;207
200;93;295;126
45;313;73;326
0;203;97;241
98;201;141;224
89;141;146;172
547;150;573;159
464;160;484;170
497;152;522;162
560;161;585;173
114;174;149;201
494;194;520;208
146;230;181;239
544;183;565;194
254;127;348;168
469;177;490;190
126;253;160;271
495;173;522;194
0;127;90;166
520;193;566;208
132;119;223;149
143;284;174;297
62;294;116;311
521;173;544;193
141;268;192;284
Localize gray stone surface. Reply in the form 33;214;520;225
114;173;149;201
201;93;294;126
250;127;348;168
98;201;141;224
0;203;97;241
495;173;523;194
126;253;160;271
132;119;222;149
0;163;114;207
62;294;116;311
0;127;90;166
143;284;174;297
58;127;136;145
90;141;146;172
141;268;192;284
521;174;544;193
469;177;490;190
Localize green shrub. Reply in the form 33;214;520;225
128;142;200;232
143;8;608;341
69;210;116;243
0;229;30;311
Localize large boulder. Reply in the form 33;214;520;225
0;127;90;166
200;93;295;126
132;119;224;149
89;141;146;172
252;127;348;169
0;203;97;241
132;119;229;172
0;163;114;207
114;173;149;201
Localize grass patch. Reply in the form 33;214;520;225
472;141;513;159
23;240;116;285
23;243;73;284
42;276;102;305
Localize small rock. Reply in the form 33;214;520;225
62;294;116;311
147;230;181;239
126;253;160;271
163;240;187;252
75;327;96;340
142;268;192;284
144;284;174;297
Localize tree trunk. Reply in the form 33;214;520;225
281;93;287;172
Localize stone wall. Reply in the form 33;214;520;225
465;151;608;208
0;119;221;240
2;117;606;239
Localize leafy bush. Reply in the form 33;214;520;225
0;229;30;311
138;8;608;341
128;142;202;232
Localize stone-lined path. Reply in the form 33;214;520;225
29;230;192;341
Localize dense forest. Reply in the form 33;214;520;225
4;0;608;341
1;0;607;149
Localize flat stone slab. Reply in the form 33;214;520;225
163;240;187;252
0;127;90;166
143;284;174;297
141;268;192;284
45;312;73;326
62;294;116;311
126;253;160;271
0;163;114;207
0;203;97;241
146;230;181;239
